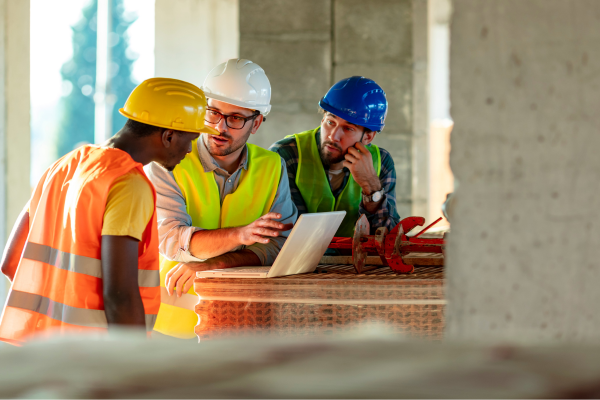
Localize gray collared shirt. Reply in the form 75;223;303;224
145;135;298;265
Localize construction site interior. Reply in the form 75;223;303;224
0;0;599;398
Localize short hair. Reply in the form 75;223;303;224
319;108;374;134
124;119;164;137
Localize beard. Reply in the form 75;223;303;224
204;128;251;157
319;140;346;169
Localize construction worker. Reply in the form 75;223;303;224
146;59;297;339
0;78;216;345
270;76;400;237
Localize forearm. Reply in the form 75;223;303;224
101;235;146;329
246;236;287;265
361;195;400;233
189;227;242;259
190;249;261;271
1;209;29;281
104;291;146;328
360;176;383;215
363;196;384;215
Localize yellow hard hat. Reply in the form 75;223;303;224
119;77;219;135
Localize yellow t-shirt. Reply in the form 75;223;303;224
101;169;154;241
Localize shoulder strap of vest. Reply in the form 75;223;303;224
246;142;283;162
287;127;320;141
367;144;381;176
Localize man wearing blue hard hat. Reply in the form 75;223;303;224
270;76;400;237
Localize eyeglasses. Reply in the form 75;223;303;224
204;109;259;130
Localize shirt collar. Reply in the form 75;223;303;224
198;134;249;173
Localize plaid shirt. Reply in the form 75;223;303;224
269;127;401;234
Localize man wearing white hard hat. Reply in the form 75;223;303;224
146;59;297;339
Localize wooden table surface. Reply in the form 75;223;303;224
194;264;445;341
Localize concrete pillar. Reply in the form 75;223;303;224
0;0;30;300
447;0;600;342
411;0;429;220
240;0;415;218
155;0;239;88
239;0;331;150
334;0;414;217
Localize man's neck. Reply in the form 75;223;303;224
207;139;246;174
328;161;345;171
105;131;154;166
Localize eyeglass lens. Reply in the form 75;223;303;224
205;110;249;129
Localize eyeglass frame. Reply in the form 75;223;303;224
204;108;261;130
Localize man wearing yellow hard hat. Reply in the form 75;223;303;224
147;59;298;339
0;78;213;344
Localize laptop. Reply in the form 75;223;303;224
197;211;346;278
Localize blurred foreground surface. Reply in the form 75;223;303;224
1;331;600;398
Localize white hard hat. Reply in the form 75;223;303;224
202;59;272;116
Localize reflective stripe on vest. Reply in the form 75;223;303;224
6;290;157;331
152;139;282;339
22;242;159;287
292;128;381;237
0;146;161;345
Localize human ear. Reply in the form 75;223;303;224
251;115;263;135
162;129;175;148
361;130;377;145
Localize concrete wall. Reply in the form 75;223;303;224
411;0;429;220
240;0;415;217
0;0;30;302
155;0;239;88
447;0;600;342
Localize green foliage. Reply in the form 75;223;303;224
57;0;138;157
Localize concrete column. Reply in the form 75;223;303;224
239;0;331;150
155;0;239;88
334;0;414;217
447;0;600;342
411;0;429;219
0;0;30;299
240;0;415;218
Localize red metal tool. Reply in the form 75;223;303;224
328;216;445;274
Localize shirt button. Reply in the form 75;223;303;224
228;180;232;183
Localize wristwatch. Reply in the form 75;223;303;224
362;188;384;203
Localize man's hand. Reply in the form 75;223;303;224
236;212;294;246
165;250;263;297
343;142;381;195
165;261;217;297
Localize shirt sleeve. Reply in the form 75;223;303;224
245;157;299;265
102;169;154;241
359;148;401;233
144;161;206;262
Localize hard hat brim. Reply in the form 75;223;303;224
204;93;271;116
119;108;220;135
318;100;384;132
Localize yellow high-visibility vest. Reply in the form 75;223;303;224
291;128;381;237
153;139;282;338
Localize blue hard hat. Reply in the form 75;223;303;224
319;76;388;131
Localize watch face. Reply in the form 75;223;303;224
372;191;382;202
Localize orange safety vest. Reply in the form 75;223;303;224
0;146;160;345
